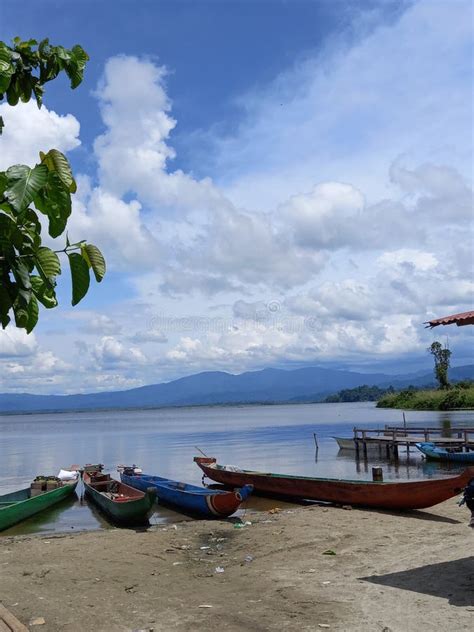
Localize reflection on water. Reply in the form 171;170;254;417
1;402;473;535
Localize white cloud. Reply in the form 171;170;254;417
0;328;38;358
69;184;160;269
0;100;80;169
94;55;222;213
280;182;365;249
129;330;168;344
209;0;472;211
93;336;147;367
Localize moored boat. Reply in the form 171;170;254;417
119;465;253;518
82;465;155;525
415;442;474;463
0;469;79;532
194;456;474;510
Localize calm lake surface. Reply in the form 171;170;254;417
1;402;473;535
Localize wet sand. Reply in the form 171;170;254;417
1;499;473;631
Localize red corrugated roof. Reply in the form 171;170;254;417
425;310;474;328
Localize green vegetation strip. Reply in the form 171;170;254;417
377;384;474;410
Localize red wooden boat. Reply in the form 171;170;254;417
194;457;474;510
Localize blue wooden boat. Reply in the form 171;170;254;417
415;442;474;463
119;466;253;517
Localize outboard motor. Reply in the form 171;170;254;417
459;478;474;528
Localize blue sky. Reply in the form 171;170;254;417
0;0;472;394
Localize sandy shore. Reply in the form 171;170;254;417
1;500;473;632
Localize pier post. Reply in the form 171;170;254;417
372;467;383;482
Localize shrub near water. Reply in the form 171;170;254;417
377;385;474;410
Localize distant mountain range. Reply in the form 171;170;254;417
1;364;473;414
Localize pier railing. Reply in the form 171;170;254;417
351;425;474;458
353;426;474;441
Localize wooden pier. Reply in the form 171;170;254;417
352;425;474;460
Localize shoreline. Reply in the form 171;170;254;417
1;500;473;631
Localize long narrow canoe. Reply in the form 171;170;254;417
119;466;253;518
194;457;474;510
0;475;78;532
82;466;155;525
416;442;474;463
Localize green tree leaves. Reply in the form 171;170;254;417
0;38;89;131
68;252;90;306
82;244;106;282
5;164;48;212
35;247;61;279
429;341;452;390
0;36;105;333
40;149;77;193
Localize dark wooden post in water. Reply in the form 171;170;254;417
354;427;360;459
372;467;383;482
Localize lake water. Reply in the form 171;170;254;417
1;402;473;536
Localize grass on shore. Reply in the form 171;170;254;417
377;384;474;410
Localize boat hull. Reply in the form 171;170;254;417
416;442;474;463
194;457;474;510
83;472;155;525
120;472;252;518
0;481;77;532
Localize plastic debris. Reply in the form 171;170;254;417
323;549;336;555
234;520;252;529
200;546;210;550
172;562;183;566
30;618;46;626
322;581;331;585
244;555;254;563
198;605;213;608
214;566;225;573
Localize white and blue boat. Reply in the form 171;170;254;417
118;466;253;518
415;442;474;463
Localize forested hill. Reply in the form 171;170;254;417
1;364;473;414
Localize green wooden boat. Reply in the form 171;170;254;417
0;476;78;532
82;465;155;526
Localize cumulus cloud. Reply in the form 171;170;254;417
93;336;147;368
94;55;223;213
0;100;80;169
1;350;71;392
0;328;38;358
69;183;160;269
